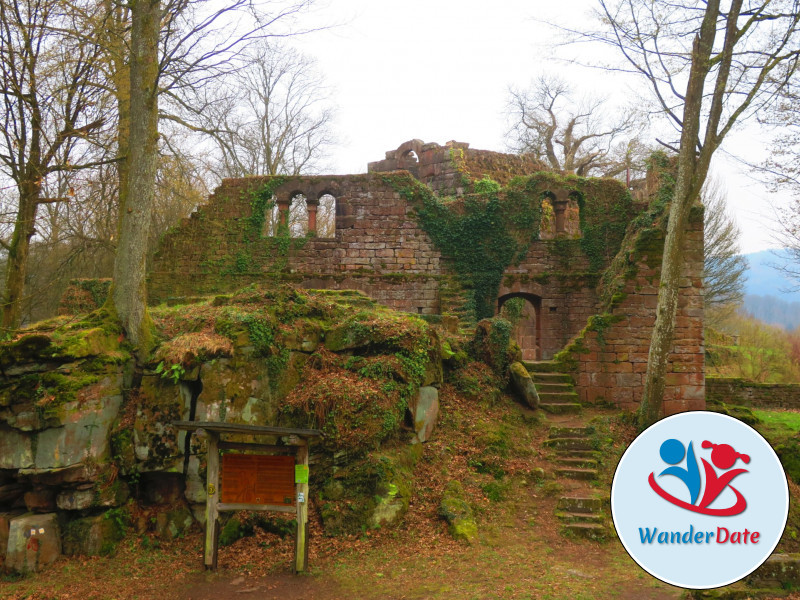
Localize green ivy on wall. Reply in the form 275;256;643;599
382;171;632;323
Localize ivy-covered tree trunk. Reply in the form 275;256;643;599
111;0;160;353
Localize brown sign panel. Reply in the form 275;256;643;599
221;454;295;506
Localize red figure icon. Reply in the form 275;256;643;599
698;441;750;510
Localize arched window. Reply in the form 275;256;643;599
540;195;556;239
316;194;336;238
288;193;308;238
263;197;280;237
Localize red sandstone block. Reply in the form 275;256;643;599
615;373;640;387
687;397;706;411
663;400;688;417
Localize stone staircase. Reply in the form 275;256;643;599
523;361;581;414
543;424;609;540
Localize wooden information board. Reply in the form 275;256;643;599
221;454;295;506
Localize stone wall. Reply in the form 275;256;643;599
560;204;705;415
150;174;446;314
367;139;545;194
148;140;705;414
707;377;800;409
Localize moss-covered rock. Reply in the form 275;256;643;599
319;444;422;535
439;480;477;543
509;361;539;409
155;505;195;540
471;318;518;379
62;509;128;556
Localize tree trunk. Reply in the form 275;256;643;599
1;186;40;332
111;0;160;352
638;3;719;428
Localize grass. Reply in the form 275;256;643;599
754;409;800;442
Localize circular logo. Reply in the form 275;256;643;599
611;411;789;589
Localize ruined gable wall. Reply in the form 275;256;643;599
558;205;705;415
367;140;545;194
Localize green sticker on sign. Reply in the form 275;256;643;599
295;464;309;484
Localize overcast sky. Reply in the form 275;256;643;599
287;0;791;255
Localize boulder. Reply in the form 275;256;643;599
19;463;98;487
56;480;129;511
154;506;194;540
411;386;440;443
471;318;520;376
0;510;24;559
196;359;276;425
62;513;126;556
439;481;477;543
183;455;207;504
509;362;539;409
0;427;34;470
5;512;61;573
32;391;122;469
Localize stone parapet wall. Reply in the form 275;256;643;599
707;377;800;409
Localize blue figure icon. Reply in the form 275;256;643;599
659;438;701;505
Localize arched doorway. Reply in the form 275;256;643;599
498;293;541;361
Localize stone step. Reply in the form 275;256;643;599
555;457;599;469
535;382;575;393
544;437;595;451
549;426;594;439
556;450;603;461
554;467;598;480
538;391;580;404
557;496;605;514
540;403;582;415
557;511;605;524
531;372;574;384
522;361;562;373
562;522;608;540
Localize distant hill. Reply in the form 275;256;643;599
742;250;800;301
741;294;800;331
741;250;800;330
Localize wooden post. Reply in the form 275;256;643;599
204;431;220;569
294;439;309;574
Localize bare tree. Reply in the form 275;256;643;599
592;0;800;426
0;0;110;332
112;0;315;352
757;86;800;288
506;75;643;178
703;177;748;308
205;40;336;179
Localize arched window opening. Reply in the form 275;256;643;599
289;193;308;238
317;194;336;238
540;195;556;239
263;196;280;237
